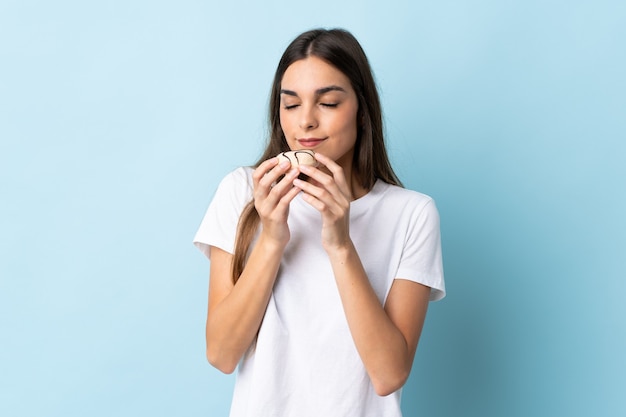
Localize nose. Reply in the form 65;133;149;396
299;105;318;130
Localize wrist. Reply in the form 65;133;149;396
257;231;289;253
324;239;355;261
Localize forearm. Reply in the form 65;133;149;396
206;235;284;373
328;242;413;395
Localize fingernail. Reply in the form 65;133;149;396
279;161;290;169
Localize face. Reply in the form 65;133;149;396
279;56;359;171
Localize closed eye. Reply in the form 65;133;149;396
321;103;338;108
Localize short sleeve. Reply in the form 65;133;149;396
396;198;446;301
193;167;254;259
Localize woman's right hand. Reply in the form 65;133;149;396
252;158;301;247
207;160;301;373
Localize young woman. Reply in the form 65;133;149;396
194;28;445;417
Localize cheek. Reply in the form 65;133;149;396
278;113;288;137
279;111;294;131
337;110;358;136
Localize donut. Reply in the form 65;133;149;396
277;150;317;167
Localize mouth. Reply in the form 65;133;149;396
297;138;326;148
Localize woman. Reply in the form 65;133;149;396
194;28;445;417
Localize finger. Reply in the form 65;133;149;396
298;163;350;204
299;189;328;212
252;158;278;188
277;181;303;208
258;167;299;211
312;153;351;195
271;168;300;197
254;158;291;192
258;173;301;223
293;177;347;218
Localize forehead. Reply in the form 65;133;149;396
281;56;353;92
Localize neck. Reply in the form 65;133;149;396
344;166;369;201
332;150;369;201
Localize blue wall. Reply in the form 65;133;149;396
1;1;624;416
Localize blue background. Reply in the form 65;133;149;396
1;1;624;416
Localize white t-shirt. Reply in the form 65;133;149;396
194;167;445;417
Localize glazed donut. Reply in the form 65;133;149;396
277;150;317;167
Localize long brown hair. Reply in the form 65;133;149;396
232;28;402;283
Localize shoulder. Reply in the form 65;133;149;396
214;166;254;195
376;181;437;214
219;166;254;187
205;166;255;212
194;167;254;257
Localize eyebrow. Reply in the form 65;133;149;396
280;85;347;97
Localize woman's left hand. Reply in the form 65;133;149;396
293;153;352;251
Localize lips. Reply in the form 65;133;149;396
297;138;326;147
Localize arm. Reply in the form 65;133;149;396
295;154;431;396
327;246;430;396
205;159;301;373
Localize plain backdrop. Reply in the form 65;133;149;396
1;1;624;416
